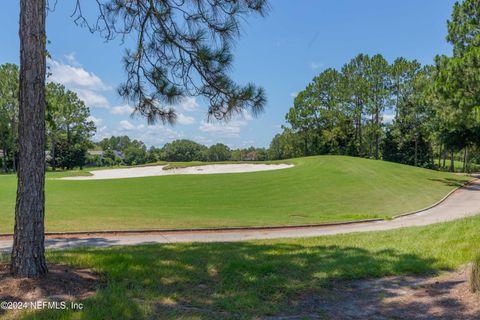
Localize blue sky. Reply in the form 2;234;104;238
0;0;457;148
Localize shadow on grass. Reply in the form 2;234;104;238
376;280;478;320
428;177;468;187
16;242;444;320
300;273;480;320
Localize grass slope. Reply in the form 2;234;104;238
9;215;480;319
0;155;471;233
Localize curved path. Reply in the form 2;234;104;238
1;179;479;251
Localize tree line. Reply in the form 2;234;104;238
0;63;95;173
89;137;270;166
270;1;480;172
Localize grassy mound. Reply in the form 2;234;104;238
0;155;471;233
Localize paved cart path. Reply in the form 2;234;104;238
1;179;479;251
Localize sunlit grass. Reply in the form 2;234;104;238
0;156;470;233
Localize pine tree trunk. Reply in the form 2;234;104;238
414;137;418;167
442;147;446;168
1;133;7;173
450;150;455;172
463;147;468;173
51;135;56;171
438;144;442;168
11;0;48;278
357;112;363;156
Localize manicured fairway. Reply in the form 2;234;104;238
0;156;471;233
8;215;480;319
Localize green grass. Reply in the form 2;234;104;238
161;160;283;170
0;156;471;233
438;160;480;173
8;215;480;319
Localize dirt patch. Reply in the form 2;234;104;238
283;266;480;320
0;264;99;316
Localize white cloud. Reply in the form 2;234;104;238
198;111;252;137
309;62;323;70
47;57;111;109
178;96;199;111
242;111;253;121
125;125;182;146
48;59;111;91
199;120;248;137
119;120;135;130
92;119;184;146
110;104;134;115
241;140;256;147
176;113;195;125
88;116;109;141
290;92;298;98
87;115;103;126
75;89;110;108
63;52;81;67
193;135;213;146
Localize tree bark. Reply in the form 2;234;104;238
1;132;7;173
414;137;418;167
51;135;56;171
463;147;468;173
450;150;455;172
442;147;446;168
438;144;442;168
11;0;48;277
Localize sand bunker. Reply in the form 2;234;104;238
60;163;293;180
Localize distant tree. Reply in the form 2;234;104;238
230;149;242;161
98;136;151;166
208;143;231;162
99;136;132;152
286;68;354;156
123;141;148;165
161;139;208;162
255;148;269;160
364;54;390;160
341;54;371;156
146;146;161;163
268;129;301;160
46;83;95;170
447;0;480;56
433;0;480;171
390;58;421;117
102;149;117;166
383;63;432;167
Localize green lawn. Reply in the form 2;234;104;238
8;215;480;319
438;160;480;173
0;155;471;233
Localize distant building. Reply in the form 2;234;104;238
241;151;257;161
